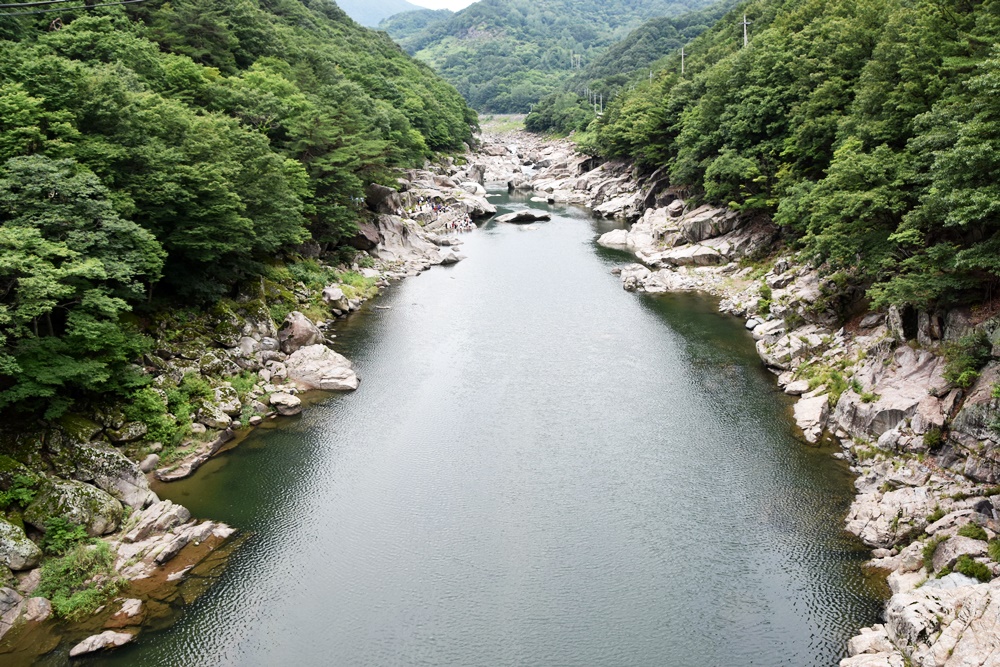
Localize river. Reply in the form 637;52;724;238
88;191;882;666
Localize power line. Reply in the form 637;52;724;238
0;0;77;9
0;0;147;16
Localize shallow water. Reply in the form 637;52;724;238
89;192;882;666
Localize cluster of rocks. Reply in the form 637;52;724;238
486;123;1000;666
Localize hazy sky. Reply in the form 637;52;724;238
410;0;478;9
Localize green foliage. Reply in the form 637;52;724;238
586;0;1000;309
40;517;90;556
958;523;989;541
923;535;947;571
923;428;944;449
943;331;992;389
926;505;945;524
989;539;1000;563
229;371;258;400
954;554;992;582
389;0;717;113
0;473;37;510
36;541;126;620
123;387;179;445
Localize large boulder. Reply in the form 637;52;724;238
678;205;741;243
365;183;402;215
597;229;629;248
69;631;135;657
0;519;42;571
269;392;302;416
349;221;380;251
285;345;359;392
495;210;551;224
25;478;123;536
794;395;830;444
63;442;157;509
468;163;486;185
278;312;324;355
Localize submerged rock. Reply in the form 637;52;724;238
495;210;551;224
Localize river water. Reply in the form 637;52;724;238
91;192;882;666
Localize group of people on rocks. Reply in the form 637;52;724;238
407;196;476;232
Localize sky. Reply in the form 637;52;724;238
410;0;478;9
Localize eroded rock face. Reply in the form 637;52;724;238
794;395;830;444
24;477;123;537
834;347;948;438
278;312;325;355
0;519;41;571
285;345;359;392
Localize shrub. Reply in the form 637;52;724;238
124;388;179;445
958;523;989;541
943;331;992;388
229;371;258;400
40;517;89;555
988;539;1000;562
36;542;126;620
926;505;945;523
923;535;947;570
0;474;37;510
923;428;944;449
954;554;992;582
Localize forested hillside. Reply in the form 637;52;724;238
576;0;1000;311
525;1;735;133
336;0;423;27
383;0;717;112
378;8;453;40
0;0;475;419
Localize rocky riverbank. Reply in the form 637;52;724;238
472;125;1000;667
0;164;493;663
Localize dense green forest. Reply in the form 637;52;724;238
378;7;453;40
382;0;717;112
555;0;1000;311
525;1;736;133
336;0;423;27
0;0;475;419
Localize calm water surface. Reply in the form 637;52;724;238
91;192;882;666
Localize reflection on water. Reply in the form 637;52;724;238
89;191;882;667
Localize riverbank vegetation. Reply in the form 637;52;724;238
0;0;475;423
539;0;1000;310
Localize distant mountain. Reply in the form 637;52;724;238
379;8;454;41
384;0;718;112
336;0;424;27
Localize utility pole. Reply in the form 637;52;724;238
681;46;686;75
740;14;752;47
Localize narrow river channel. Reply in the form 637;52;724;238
89;192;882;666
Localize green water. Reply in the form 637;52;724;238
85;192;882;666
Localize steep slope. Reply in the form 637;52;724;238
0;0;475;418
378;7;453;40
525;0;736;133
587;0;1000;310
336;0;424;27
387;0;717;112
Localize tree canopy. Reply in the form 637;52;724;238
0;0;475;416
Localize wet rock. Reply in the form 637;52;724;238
597;229;629;248
495;210;551;224
285;345;359;392
278;312;325;355
69;630;135;657
0;519;42;571
269;392;302;416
